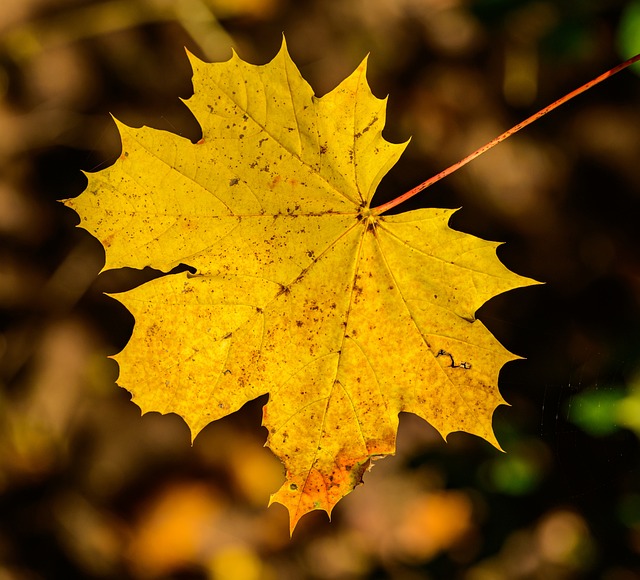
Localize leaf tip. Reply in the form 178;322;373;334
267;495;298;537
269;498;330;537
275;33;294;66
184;47;210;79
109;114;132;138
359;52;371;71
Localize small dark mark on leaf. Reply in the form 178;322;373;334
436;349;471;369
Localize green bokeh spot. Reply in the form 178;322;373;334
490;455;539;495
568;388;625;437
617;494;640;527
618;0;640;74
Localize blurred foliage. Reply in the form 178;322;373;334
1;0;640;578
568;369;640;438
618;0;640;70
568;386;626;437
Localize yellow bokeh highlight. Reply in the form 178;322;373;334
396;491;473;561
127;482;222;577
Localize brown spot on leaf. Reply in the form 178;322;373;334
269;175;282;189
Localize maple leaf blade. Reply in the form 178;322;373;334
265;209;537;530
66;120;240;273
373;209;537;446
376;208;539;320
63;39;540;534
112;272;280;439
314;55;410;205
186;40;409;211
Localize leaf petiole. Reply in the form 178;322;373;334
372;52;640;216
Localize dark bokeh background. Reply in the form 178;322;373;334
2;1;640;578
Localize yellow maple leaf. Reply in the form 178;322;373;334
64;40;536;532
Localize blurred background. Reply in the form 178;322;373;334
1;0;640;578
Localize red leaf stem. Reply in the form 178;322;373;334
373;53;640;215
